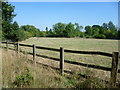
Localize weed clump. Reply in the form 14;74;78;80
13;67;33;88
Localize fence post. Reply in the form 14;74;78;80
17;43;19;53
60;47;64;75
110;52;119;87
6;41;8;49
33;44;36;64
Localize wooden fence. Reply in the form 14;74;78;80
1;41;120;87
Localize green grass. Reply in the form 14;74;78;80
2;37;119;68
20;37;118;53
18;37;118;68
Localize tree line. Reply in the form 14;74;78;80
2;2;119;42
46;21;118;39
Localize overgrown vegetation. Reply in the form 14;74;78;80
2;48;66;88
2;48;112;88
13;67;33;88
2;2;119;42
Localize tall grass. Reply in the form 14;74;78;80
2;48;66;88
2;48;111;88
1;37;120;88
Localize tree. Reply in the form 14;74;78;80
65;22;75;37
48;29;53;37
92;25;101;29
17;30;26;41
53;22;66;37
118;28;120;39
98;26;107;39
85;26;92;37
38;31;46;37
11;21;19;41
20;25;40;37
102;23;108;28
92;27;99;38
74;23;83;37
45;27;49;37
108;21;116;32
105;29;112;38
99;26;107;35
2;2;16;40
108;21;117;38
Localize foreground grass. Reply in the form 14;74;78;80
2;48;109;88
2;48;67;88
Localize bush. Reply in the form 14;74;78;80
17;30;26;41
13;67;33;88
86;35;93;38
99;34;106;39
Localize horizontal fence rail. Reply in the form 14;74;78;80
1;41;120;87
1;41;113;56
16;50;118;72
36;46;60;52
18;50;120;73
19;43;33;47
64;49;113;57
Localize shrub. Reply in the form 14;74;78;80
13;67;33;88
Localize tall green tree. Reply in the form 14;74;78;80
11;21;19;41
53;22;66;37
85;26;92;37
65;22;75;37
108;21;117;37
48;29;53;37
74;23;83;37
92;27;100;38
45;27;49;37
2;2;16;40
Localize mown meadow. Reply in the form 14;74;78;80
17;37;119;68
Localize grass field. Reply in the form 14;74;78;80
2;37;120;88
17;37;119;68
21;37;118;53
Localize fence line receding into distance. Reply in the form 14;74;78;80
1;41;120;87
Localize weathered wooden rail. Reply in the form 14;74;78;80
1;41;120;87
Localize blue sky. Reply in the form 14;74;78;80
10;2;118;31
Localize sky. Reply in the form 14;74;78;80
9;2;118;31
9;0;119;2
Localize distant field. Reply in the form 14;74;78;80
17;37;119;68
20;37;118;53
2;37;117;68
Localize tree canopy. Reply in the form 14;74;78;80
2;2;118;41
